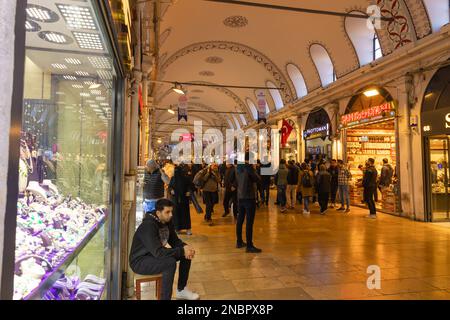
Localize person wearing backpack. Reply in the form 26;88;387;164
298;163;314;214
193;164;220;225
379;158;394;190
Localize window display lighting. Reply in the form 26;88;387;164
96;70;113;80
65;58;82;65
56;4;97;31
26;5;59;23
87;56;111;69
51;63;67;70
25;20;41;32
38;31;72;44
73;32;104;50
72;84;84;89
75;71;90;76
63;75;77;81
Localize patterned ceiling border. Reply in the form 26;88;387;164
402;0;432;39
158;41;295;105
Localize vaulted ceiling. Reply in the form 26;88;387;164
150;0;449;136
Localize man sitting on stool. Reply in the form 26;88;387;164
129;198;199;300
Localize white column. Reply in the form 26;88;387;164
0;0;18;292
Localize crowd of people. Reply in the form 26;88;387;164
130;153;394;299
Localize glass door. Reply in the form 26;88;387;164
428;136;450;221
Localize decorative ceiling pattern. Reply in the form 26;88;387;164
153;0;440;127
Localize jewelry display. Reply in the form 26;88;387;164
43;274;106;300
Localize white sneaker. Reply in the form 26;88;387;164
176;288;200;300
303;210;310;215
366;214;377;219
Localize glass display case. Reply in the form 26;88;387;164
13;0;119;300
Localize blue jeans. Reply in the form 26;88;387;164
277;185;287;207
338;185;350;209
303;196;310;212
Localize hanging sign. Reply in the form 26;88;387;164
256;90;267;124
340;101;396;128
178;95;188;122
303;123;330;140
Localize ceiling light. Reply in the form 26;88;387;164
88;56;111;69
25;20;41;32
80;93;90;97
39;31;73;44
168;106;175;114
56;4;97;30
363;89;380;97
65;58;82;65
172;83;185;95
26;5;59;23
75;71;90;76
91;90;101;95
51;63;67;70
63;75;77;81
425;93;434;99
72;84;84;89
73;32;104;50
89;83;102;89
158;139;162;144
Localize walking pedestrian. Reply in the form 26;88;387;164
317;164;331;214
363;158;378;219
328;159;339;208
286;160;299;210
298;163;314;214
194;163;220;225
337;160;351;213
275;159;289;213
169;164;193;235
222;162;238;218
260;157;272;206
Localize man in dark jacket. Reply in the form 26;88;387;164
317;164;331;214
379;158;394;189
235;153;262;253
129;199;199;300
222;162;238;218
328;159;339;208
260;158;272;206
286;160;299;209
143;160;170;214
363;158;378;219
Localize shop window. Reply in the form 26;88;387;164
423;0;450;32
247;98;258;120
286;64;308;99
422;64;450;112
310;44;335;87
266;81;284;110
14;0;118;300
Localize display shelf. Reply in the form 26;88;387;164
22;216;107;300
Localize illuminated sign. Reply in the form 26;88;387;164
446;113;450;128
303;123;330;140
421;107;450;136
341;102;396;128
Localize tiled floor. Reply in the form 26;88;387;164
136;193;450;300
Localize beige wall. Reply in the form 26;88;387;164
23;56;51;100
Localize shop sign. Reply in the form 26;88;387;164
303;123;329;140
340;101;396;128
421;107;450;136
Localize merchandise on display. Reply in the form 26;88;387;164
43;274;106;300
14;182;107;300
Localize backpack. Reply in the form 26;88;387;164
302;171;312;188
193;169;206;189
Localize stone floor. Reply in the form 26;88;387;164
136;194;450;300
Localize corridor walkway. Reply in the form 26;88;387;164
139;199;450;300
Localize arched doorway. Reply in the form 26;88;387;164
303;108;332;162
421;64;450;221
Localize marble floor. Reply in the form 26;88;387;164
136;195;450;300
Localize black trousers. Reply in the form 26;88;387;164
223;190;238;218
318;192;329;213
236;199;256;248
364;187;377;215
132;254;191;300
203;191;217;220
261;183;270;205
330;184;338;203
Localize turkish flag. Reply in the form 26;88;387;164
281;119;293;145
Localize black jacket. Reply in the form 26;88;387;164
129;214;185;271
260;163;272;186
143;170;167;200
236;164;261;200
363;166;378;189
328;166;339;186
223;166;237;192
317;171;331;193
287;165;299;185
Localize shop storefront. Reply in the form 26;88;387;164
421;65;450;222
303;108;332;162
340;87;401;215
280;119;298;162
3;0;124;300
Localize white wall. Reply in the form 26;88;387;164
0;0;18;291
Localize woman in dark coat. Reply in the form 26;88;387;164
169;164;193;235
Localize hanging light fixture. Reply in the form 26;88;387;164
172;82;185;95
363;88;380;97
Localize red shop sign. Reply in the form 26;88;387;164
341;102;394;127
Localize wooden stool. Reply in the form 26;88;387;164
135;274;163;300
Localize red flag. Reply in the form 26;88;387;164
281;119;293;145
138;84;144;115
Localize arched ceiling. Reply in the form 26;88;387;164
152;0;440;129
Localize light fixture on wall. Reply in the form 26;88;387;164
157;139;162;144
168;105;175;114
363;88;380;97
172;83;185;95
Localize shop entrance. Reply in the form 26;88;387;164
425;136;450;221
